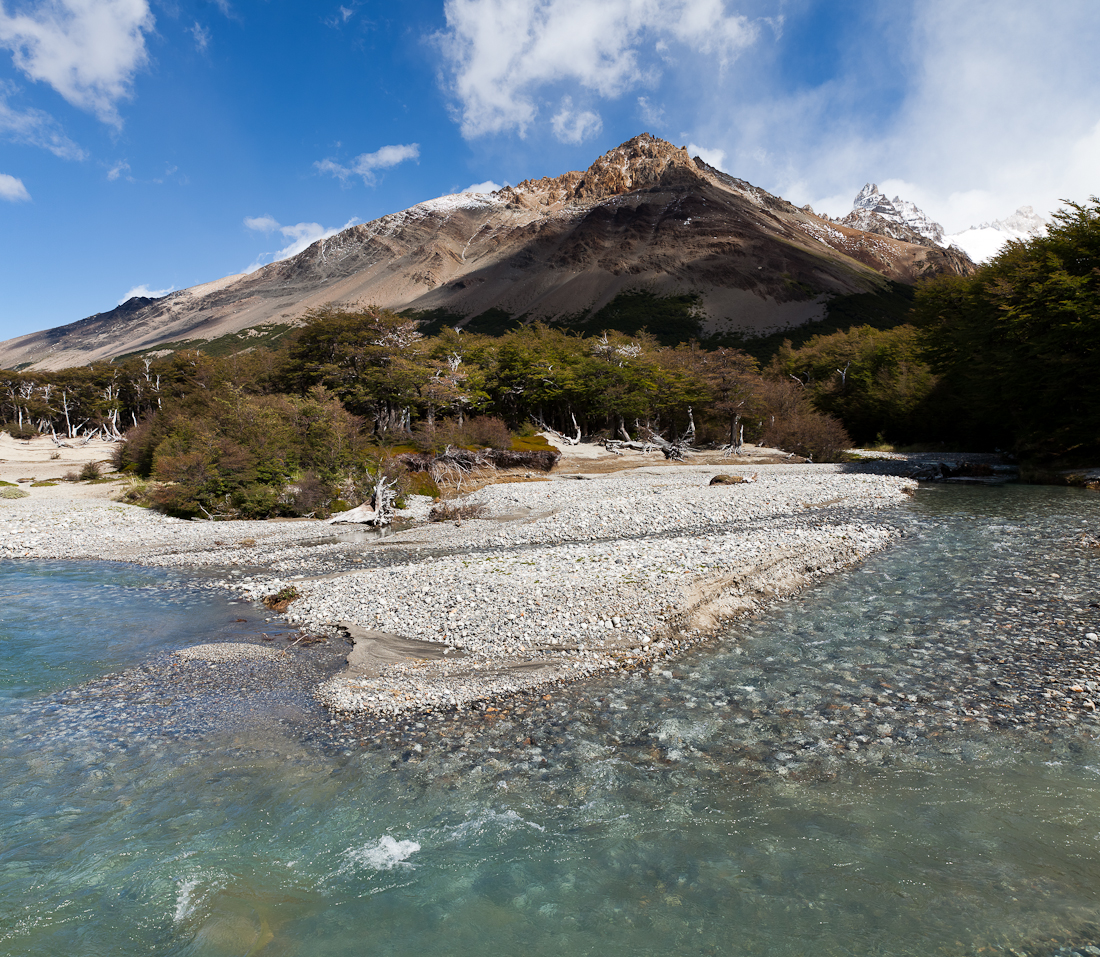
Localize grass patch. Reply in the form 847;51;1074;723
30;481;57;487
113;322;296;362
407;471;441;498
511;433;553;452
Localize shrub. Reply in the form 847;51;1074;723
286;471;331;515
2;425;38;440
1;487;29;499
761;410;851;462
79;461;101;481
429;500;487;522
461;416;512;449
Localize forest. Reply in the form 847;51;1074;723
2;197;1096;519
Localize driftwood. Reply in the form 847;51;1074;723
394;447;560;478
329;473;399;525
533;414;581;446
709;472;758;486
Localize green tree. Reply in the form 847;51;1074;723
916;197;1100;458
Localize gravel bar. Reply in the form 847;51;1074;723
0;463;914;715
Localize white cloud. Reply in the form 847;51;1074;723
244;214;360;271
681;1;1100;233
190;21;210;52
244;213;280;232
437;0;757;139
314;142;420;185
0;171;30;201
687;142;726;171
107;159;130;180
119;283;173;303
462;179;502;193
551;95;601;143
637;95;664;126
0;84;84;158
0;0;155;126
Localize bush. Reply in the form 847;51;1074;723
79;461;101;481
286;471;331;515
761;410;851;462
118;387;368;519
461;416;512;449
406;471;441;498
1;487;29;499
411;416;513;452
429;500;487;522
2;425;37;440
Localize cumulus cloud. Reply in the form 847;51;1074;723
461;179;502;193
0;0;155;126
680;1;1100;232
687;142;726;171
314;142;420;185
437;0;757;139
119;282;173;302
0;86;84;158
244;214;360;270
0;171;30;201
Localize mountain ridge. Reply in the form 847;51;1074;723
0;134;975;371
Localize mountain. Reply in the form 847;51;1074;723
943;206;1048;263
836;183;1048;264
0;134;976;371
837;184;945;247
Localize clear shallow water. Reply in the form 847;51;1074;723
1;487;1099;957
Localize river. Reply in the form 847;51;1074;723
0;484;1098;956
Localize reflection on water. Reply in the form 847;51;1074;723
1;485;1099;956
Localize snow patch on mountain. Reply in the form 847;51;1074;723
944;206;1048;263
841;184;1048;263
842;184;944;246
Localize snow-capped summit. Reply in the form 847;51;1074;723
843;184;945;246
943;206;1047;263
890;197;945;246
841;183;1049;262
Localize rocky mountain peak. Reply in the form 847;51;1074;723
503;133;702;209
852;183;903;222
843;183;947;248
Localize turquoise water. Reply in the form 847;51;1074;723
1;486;1099;956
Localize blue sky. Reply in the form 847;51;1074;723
1;0;1098;340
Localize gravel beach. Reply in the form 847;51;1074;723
1;446;913;715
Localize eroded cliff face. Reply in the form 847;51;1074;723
0;134;976;370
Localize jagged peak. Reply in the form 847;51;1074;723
502;133;704;207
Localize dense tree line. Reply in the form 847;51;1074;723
1;309;849;518
770;198;1100;462
13;197;1089;518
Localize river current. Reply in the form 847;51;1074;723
1;485;1098;956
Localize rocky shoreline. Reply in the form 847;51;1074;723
0;462;911;717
